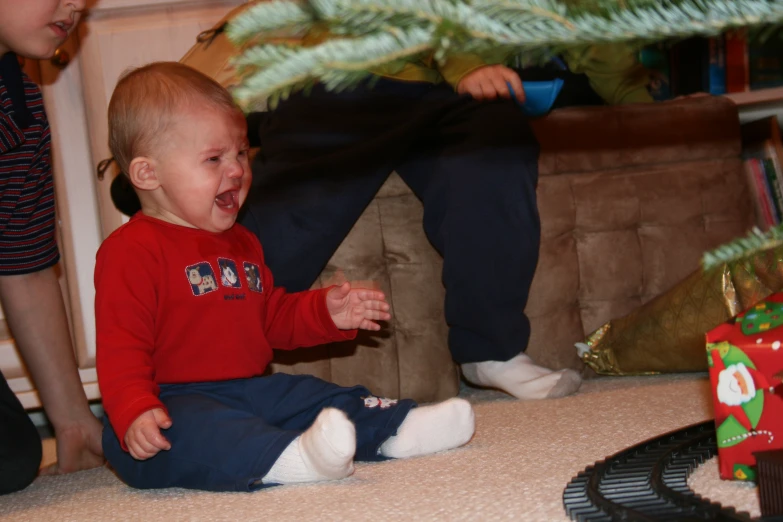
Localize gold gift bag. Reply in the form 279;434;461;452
581;245;783;375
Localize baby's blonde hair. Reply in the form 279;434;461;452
108;61;240;175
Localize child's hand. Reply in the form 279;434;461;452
124;408;173;460
457;65;526;103
326;282;391;331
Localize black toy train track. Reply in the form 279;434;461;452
563;420;782;522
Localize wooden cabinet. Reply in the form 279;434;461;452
2;0;245;409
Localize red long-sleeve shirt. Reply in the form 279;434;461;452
95;214;355;448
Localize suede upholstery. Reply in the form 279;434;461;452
269;95;754;403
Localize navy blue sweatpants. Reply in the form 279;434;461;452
103;374;416;492
0;372;41;495
240;79;541;364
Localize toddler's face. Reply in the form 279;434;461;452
0;0;85;59
149;105;251;233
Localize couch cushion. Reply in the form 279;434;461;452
525;97;751;371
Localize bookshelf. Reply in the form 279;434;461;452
725;87;783;107
740;116;783;230
642;30;783;108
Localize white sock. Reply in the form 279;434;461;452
461;353;582;400
261;408;356;485
379;398;475;459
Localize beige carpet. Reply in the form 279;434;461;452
0;374;764;521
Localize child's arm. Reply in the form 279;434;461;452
564;43;654;105
439;46;652;107
437;53;489;89
261;277;389;347
260;264;359;349
95;235;168;454
245;233;359;348
456;64;526;103
435;54;526;103
0;267;104;473
0;94;104;474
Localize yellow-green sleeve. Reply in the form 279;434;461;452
436;54;488;89
565;43;654;105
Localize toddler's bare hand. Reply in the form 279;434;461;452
124;408;172;460
326;281;391;331
457;65;525;103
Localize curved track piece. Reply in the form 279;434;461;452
563;420;759;521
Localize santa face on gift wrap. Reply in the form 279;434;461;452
717;363;757;407
708;343;783;479
711;348;779;435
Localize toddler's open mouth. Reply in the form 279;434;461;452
215;190;238;210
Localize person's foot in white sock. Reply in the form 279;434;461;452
461;353;582;400
261;408;356;485
379;398;475;459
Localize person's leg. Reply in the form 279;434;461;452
249;373;473;462
0;268;103;475
102;380;354;492
396;86;581;400
260;407;356;485
377;397;474;459
240;81;429;291
0;372;41;494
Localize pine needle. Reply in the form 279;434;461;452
227;0;783;104
702;225;783;271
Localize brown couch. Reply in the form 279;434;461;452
269;95;754;403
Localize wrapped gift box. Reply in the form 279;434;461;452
706;294;783;481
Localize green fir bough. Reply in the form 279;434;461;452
227;0;783;109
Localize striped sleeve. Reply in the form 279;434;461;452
0;76;59;274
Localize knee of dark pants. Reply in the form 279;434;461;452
0;423;42;495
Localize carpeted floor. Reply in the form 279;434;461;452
0;374;763;521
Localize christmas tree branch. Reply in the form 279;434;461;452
228;0;314;43
232;28;434;109
702;226;783;271
227;0;783;108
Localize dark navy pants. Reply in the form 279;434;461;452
0;372;41;495
240;79;541;364
103;374;416;492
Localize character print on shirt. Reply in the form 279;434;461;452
186;262;218;296
363;396;398;409
218;258;242;289
243;262;263;293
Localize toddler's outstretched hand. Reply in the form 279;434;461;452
326;282;391;331
457;64;525;103
125;408;172;461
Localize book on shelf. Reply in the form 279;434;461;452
741;116;783;229
640;29;783;100
725;29;749;94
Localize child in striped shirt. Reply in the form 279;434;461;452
0;0;103;495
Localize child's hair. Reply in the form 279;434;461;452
108;61;240;175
